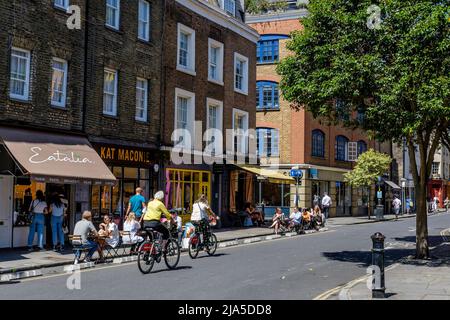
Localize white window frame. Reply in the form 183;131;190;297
106;0;120;30
174;88;196;149
10;47;31;101
50;58;68;108
138;0;150;41
135;78;148;122
348;141;358;162
206;98;224;155
176;23;196;76
232;108;249;154
54;0;69;9
208;38;224;86
220;0;236;17
234;52;249;95
103;68;118;116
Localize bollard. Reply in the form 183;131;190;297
371;232;385;298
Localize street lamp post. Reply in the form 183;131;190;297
400;178;406;215
291;166;302;208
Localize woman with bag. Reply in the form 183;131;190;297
49;193;66;251
27;190;48;251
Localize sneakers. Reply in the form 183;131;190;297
53;246;58;252
27;247;34;252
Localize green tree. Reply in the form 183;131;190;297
344;149;392;218
278;0;450;258
245;0;288;14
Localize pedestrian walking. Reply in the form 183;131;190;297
432;195;439;213
126;187;146;223
444;197;450;212
49;192;66;251
27;190;48;251
321;192;331;224
392;196;401;220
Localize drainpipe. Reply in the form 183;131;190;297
81;0;89;133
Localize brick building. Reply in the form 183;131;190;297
0;0;165;248
247;6;388;217
160;0;259;225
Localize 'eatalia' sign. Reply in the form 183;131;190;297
28;147;94;164
99;146;152;164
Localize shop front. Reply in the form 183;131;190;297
164;167;212;225
91;144;161;222
235;165;293;219
0;126;116;248
428;179;446;208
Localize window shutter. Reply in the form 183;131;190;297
348;142;358;161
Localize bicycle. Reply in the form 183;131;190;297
188;220;218;259
137;226;180;274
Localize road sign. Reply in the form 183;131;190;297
290;169;303;178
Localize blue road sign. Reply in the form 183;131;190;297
290;169;303;178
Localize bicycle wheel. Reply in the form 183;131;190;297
164;239;180;269
188;234;200;259
137;241;155;274
206;233;217;256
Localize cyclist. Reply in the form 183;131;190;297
142;191;173;252
190;194;219;244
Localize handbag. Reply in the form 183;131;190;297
244;216;253;227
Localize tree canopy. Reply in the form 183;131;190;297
344;149;392;188
277;0;450;258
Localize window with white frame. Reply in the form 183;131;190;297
54;0;69;9
233;108;249;154
206;98;223;156
106;0;120;30
224;0;236;16
10;48;31;100
234;53;248;94
208;39;224;85
257;128;279;157
103;69;118;116
177;24;196;75
136;78;148;121
432;162;440;175
51;58;68;107
174;88;195;149
138;0;150;41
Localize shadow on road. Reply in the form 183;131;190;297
322;248;415;269
195;253;228;259
393;236;445;247
147;265;193;274
0;280;21;285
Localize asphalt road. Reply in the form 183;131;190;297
1;212;449;300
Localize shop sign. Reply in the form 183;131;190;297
309;168;318;179
97;146;154;165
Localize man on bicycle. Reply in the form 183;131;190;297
190;194;218;244
142;191;173;252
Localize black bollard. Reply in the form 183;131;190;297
371;232;385;298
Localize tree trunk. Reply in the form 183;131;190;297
415;186;429;259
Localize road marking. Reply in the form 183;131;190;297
313;264;400;300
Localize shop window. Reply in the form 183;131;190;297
113;166;122;178
124;167;138;179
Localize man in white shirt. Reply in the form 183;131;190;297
321;192;332;223
392;196;402;219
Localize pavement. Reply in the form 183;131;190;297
1;212;448;299
325;226;450;300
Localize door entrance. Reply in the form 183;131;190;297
0;175;13;248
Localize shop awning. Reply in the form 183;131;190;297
0;126;116;185
384;180;401;190
237;165;294;184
